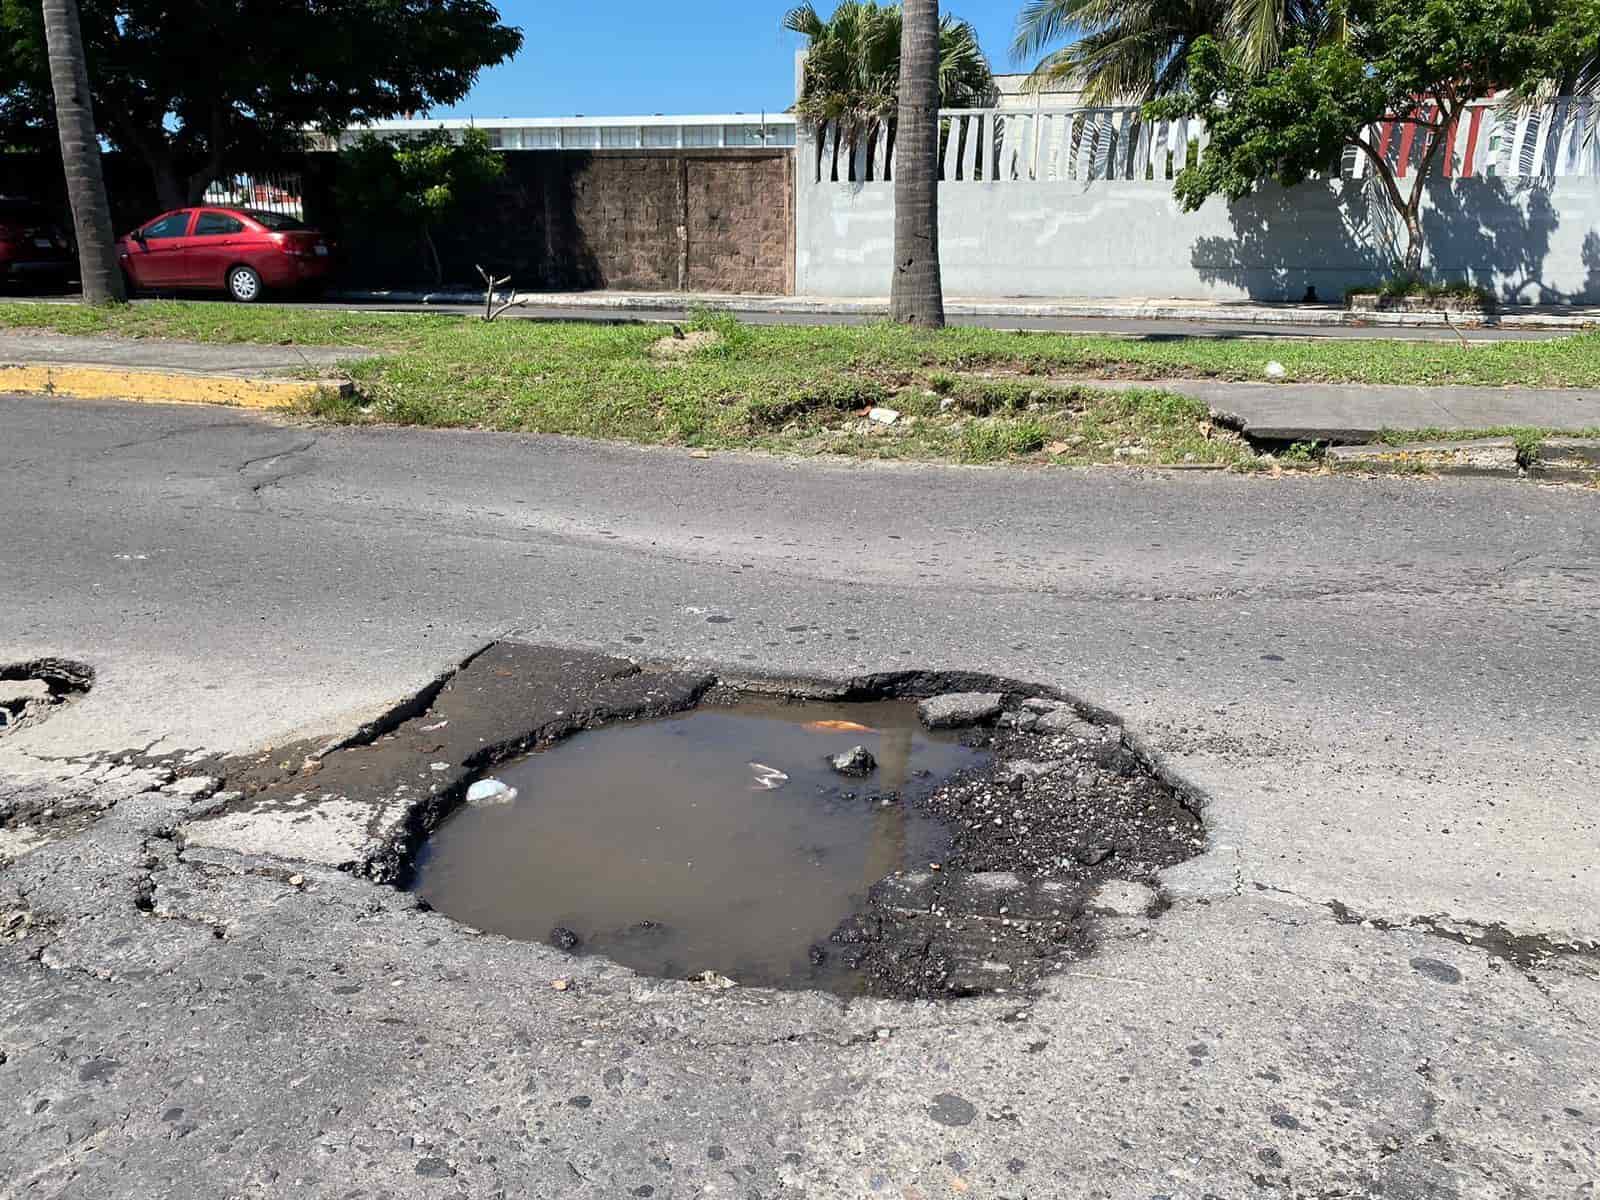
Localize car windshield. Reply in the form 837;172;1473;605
243;210;308;231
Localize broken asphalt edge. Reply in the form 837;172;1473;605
0;361;348;410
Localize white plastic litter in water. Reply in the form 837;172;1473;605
466;778;518;806
749;762;789;791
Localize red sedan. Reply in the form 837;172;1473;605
118;207;334;302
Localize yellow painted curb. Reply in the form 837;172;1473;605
0;363;349;410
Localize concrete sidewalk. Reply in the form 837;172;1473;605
1079;377;1600;441
330;286;1600;332
0;331;361;377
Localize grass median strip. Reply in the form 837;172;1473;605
4;302;1598;469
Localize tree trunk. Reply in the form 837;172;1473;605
41;0;124;304
1402;208;1425;280
422;227;444;286
889;0;944;328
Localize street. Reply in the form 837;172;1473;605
1;393;1596;1196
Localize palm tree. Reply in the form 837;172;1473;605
1012;0;1339;104
41;0;123;304
890;0;945;327
1012;0;1230;104
786;1;993;178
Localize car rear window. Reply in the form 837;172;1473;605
243;210;308;231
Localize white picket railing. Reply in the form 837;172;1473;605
809;100;1600;185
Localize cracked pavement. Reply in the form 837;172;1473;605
1;393;1597;1198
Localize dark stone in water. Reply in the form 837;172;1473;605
830;745;877;777
550;926;581;952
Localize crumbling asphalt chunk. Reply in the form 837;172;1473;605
831;705;1203;1000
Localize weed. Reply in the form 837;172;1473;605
961;419;1048;462
1279;440;1326;464
1512;428;1544;470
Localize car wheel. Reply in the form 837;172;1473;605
226;265;263;303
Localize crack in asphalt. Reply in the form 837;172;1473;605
1247;880;1599;1030
237;437;319;497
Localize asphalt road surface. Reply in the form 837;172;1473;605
1;394;1596;1198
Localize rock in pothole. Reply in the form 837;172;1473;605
829;745;877;776
918;692;1004;729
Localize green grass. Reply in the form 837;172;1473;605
4;300;1599;469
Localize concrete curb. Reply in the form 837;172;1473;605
325;289;1600;331
0;363;348;410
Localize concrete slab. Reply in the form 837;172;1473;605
1062;377;1600;441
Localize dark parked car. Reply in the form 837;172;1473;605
118;207;334;302
0;197;73;290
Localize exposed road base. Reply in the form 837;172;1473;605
1329;436;1600;480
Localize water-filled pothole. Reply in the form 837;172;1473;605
412;698;990;991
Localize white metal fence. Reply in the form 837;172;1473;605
810;99;1600;185
202;173;305;217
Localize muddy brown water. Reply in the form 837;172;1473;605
412;698;989;991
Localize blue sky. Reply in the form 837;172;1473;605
434;1;1029;120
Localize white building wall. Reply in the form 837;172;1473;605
795;120;1600;303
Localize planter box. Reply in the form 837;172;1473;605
1346;292;1496;317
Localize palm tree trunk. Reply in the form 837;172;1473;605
41;0;125;305
889;0;945;328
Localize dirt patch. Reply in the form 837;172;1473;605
649;329;723;362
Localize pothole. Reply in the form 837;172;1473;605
0;658;93;736
412;697;988;993
185;645;1209;1001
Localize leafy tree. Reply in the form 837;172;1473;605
40;0;123;304
1148;0;1577;279
0;0;521;210
890;0;946;327
337;128;504;286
